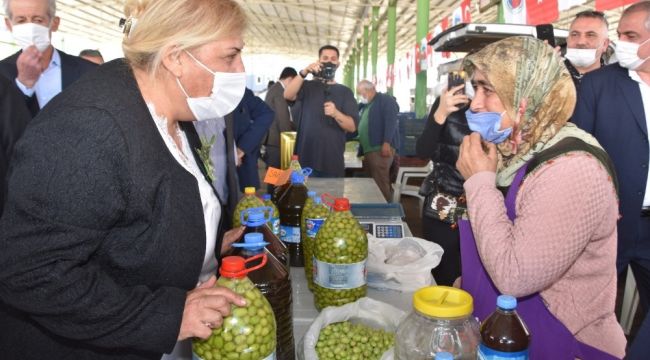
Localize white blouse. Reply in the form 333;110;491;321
147;105;221;360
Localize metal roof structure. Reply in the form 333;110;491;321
3;0;628;64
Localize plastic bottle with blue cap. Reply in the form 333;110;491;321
231;233;295;360
277;170;309;267
240;207;288;267
478;295;530;360
261;194;280;236
301;194;330;291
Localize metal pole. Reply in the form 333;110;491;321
415;0;429;118
386;0;397;96
371;5;379;83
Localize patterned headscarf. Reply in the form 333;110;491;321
464;36;600;186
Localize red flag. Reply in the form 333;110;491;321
595;0;637;11
526;0;558;25
441;18;451;59
461;0;472;23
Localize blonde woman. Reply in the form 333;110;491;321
0;1;250;359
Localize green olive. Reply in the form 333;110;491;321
193;277;276;359
315;321;394;360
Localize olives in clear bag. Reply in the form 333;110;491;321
315;321;394;360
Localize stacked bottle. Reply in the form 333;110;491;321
301;194;330;291
262;194;280;237
193;255;276;360
277;172;308;267
232;187;264;228
241;207;289;268
232;233;295;360
312;197;368;310
478;295;530;360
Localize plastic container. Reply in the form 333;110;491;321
232;233;295;360
302;195;330;291
262;194;280;237
241;207;289;267
312;197;368;310
272;168;312;205
193;255;276;360
233;187;265;228
394;286;480;360
277;172;309;267
478;295;530;359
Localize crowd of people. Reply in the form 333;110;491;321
0;0;649;359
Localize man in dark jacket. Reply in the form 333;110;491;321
264;67;297;173
0;75;31;216
1;0;96;117
356;80;399;201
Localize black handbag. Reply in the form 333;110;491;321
419;172;466;224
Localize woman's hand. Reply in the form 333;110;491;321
433;84;469;125
221;226;245;255
178;275;247;340
456;133;498;180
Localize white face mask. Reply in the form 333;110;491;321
565;48;599;68
176;51;246;121
359;96;368;104
11;23;51;52
615;38;650;70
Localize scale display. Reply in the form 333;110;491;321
352;203;405;239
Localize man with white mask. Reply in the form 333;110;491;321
573;2;650;358
0;0;96;117
564;10;610;91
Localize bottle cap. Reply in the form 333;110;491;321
333;198;350;211
219;254;267;278
308;191;316;198
244;187;256;195
290;172;305;184
497;295;517;310
314;197;322;205
232;233;269;252
412;286;473;318
435;352;454;360
242;207;270;227
262;194;271;201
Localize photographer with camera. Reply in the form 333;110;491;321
284;45;358;177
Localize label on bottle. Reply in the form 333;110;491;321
313;258;367;289
280;225;301;244
305;218;325;238
269;217;280;236
478;344;529;360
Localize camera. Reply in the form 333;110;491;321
316;62;337;81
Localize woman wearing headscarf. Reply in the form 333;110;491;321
0;1;250;359
457;36;626;358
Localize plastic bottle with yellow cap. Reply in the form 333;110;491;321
232;187;265;228
394;285;480;360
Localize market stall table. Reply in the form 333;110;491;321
292;177;415;345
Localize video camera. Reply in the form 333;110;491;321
316;62;337;82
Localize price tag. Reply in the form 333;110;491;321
263;167;292;186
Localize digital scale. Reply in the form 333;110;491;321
350;203;406;239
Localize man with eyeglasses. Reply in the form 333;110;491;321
1;0;96;117
564;10;611;91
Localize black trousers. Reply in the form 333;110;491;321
421;214;461;286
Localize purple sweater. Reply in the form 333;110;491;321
464;152;626;358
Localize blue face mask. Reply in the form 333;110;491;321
465;110;512;144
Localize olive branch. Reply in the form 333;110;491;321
197;135;216;183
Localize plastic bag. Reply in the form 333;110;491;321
367;235;444;292
299;297;407;360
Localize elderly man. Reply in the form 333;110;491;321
564;10;610;91
573;2;650;358
355;80;399;201
1;0;96;117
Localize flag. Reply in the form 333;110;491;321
526;0;558;25
461;0;472;23
595;0;637;11
500;0;526;24
559;0;587;11
441;18;451;58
